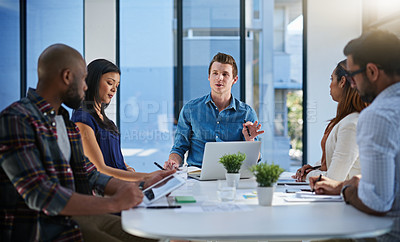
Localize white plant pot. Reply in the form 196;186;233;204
257;186;275;206
225;173;240;188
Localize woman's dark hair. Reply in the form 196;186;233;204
326;59;368;132
82;59;121;135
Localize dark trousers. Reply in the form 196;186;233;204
73;214;156;242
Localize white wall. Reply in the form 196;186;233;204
84;0;117;122
306;0;362;164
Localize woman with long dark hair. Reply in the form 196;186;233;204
293;60;368;182
72;59;161;181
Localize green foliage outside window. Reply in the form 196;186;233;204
287;91;303;151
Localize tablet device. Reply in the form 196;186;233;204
142;173;186;205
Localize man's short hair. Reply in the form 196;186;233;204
208;52;238;77
343;29;400;77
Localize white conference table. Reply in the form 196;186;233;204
122;178;393;241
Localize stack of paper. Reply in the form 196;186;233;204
188;166;201;174
277;172;309;185
284;191;343;202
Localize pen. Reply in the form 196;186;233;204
154;162;165;170
243;119;251;137
312;174;322;193
296;165;321;173
146;205;181;209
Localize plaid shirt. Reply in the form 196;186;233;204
0;88;112;241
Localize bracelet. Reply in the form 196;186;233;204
138;181;145;191
340;185;351;204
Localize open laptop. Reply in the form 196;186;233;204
188;141;261;181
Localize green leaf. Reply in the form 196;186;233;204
218;152;246;173
250;162;284;187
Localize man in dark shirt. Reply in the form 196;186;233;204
0;43;174;241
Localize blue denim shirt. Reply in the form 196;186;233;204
170;93;259;167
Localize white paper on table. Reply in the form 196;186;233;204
187;166;201;173
175;203;252;213
277;172;310;185
284;191;343;202
284;184;312;190
279;171;296;179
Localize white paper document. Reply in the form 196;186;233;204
187;166;201;173
284;191;343;202
284;184;312;190
176;203;252;213
277;172;309;185
277;179;309;185
284;184;312;193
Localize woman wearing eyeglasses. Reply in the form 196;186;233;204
293;60;368;182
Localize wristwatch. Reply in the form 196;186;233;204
138;181;146;191
340;185;351;204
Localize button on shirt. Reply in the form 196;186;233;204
170;93;259;167
357;82;400;241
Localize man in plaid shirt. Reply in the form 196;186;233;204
0;44;174;241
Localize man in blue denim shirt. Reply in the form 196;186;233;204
164;52;264;169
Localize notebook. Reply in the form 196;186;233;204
188;141;261;181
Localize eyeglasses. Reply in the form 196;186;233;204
345;67;366;85
345;67;366;77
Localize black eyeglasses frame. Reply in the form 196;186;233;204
345;67;366;78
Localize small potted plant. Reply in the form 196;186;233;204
219;152;246;187
250;162;284;206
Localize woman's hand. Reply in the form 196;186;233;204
125;163;135;172
292;164;313;181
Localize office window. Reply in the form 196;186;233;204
120;0;175;172
252;31;260;113
26;0;83;93
118;0;303;172
274;89;286;136
249;0;303;170
274;7;285;52
0;0;20;111
182;0;240;103
253;0;260;19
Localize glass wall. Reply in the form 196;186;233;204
119;0;303;172
120;0;175;172
0;0;304;172
0;0;20;111
247;0;303;170
182;0;240;103
26;0;83;93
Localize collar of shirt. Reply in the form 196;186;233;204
27;88;70;121
204;93;237;111
372;82;400;104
